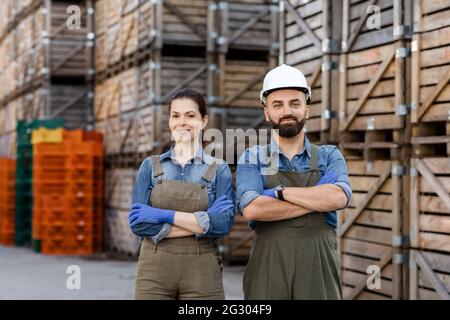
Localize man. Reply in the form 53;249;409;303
236;64;352;300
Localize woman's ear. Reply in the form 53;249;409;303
202;115;209;129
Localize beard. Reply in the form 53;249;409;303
268;114;306;138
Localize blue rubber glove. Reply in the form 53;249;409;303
129;203;175;227
316;171;338;186
262;188;276;199
207;195;234;215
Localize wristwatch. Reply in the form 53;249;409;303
275;185;285;200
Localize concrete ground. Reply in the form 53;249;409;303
0;245;245;300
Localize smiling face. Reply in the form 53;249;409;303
169;98;208;143
264;89;310;138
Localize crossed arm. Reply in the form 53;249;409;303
242;184;348;222
130;159;234;240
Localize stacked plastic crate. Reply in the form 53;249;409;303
15;119;64;247
32;129;104;255
0;157;16;245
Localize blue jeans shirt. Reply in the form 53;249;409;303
131;147;235;243
236;136;352;228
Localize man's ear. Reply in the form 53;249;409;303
263;106;270;122
305;105;311;120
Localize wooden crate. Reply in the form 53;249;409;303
411;1;450;158
410;158;450;253
409;249;450;300
104;167;141;257
219;60;267;108
48;2;88;77
284;0;342;143
95;0;139;35
339;0;412;160
1;88;46;136
50;85;88;130
220;213;253;264
338;159;405;299
160;55;208;101
0;131;17;158
216;0;276;51
138;0;209;48
94;107;156;155
95;10;138;73
94;67;139;121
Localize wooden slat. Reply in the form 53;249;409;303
339;164;392;237
416;158;450;211
285;0;322;50
414;251;450;300
341;47;395;130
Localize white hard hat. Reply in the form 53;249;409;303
260;64;311;105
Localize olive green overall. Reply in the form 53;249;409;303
243;144;342;300
134;156;225;300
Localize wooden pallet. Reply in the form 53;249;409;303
284;0;342;144
409;249;450;300
411;1;450;158
410;158;450;254
104;167;141;257
338;159;405;299
338;0;412;160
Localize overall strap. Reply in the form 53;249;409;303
201;161;218;183
151;155;164;178
310;144;319;171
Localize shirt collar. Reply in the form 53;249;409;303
269;135;311;159
160;145;215;165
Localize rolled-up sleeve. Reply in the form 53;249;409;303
130;157;171;242
195;163;235;238
236;149;264;215
326;146;352;209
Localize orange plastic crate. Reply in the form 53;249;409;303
33;168;67;182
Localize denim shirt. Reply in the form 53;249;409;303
236;136;352;228
131;147;235;243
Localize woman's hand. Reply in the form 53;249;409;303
129;203;175;227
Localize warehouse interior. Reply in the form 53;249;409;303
0;0;450;300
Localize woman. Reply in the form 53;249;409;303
129;88;235;300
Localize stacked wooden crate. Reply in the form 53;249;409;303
337;0;413;300
283;0;342;144
92;0;278;258
409;0;450;300
208;0;279;263
0;0;95;161
94;0;213;256
104;167;141;257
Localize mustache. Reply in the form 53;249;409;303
278;116;299;123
